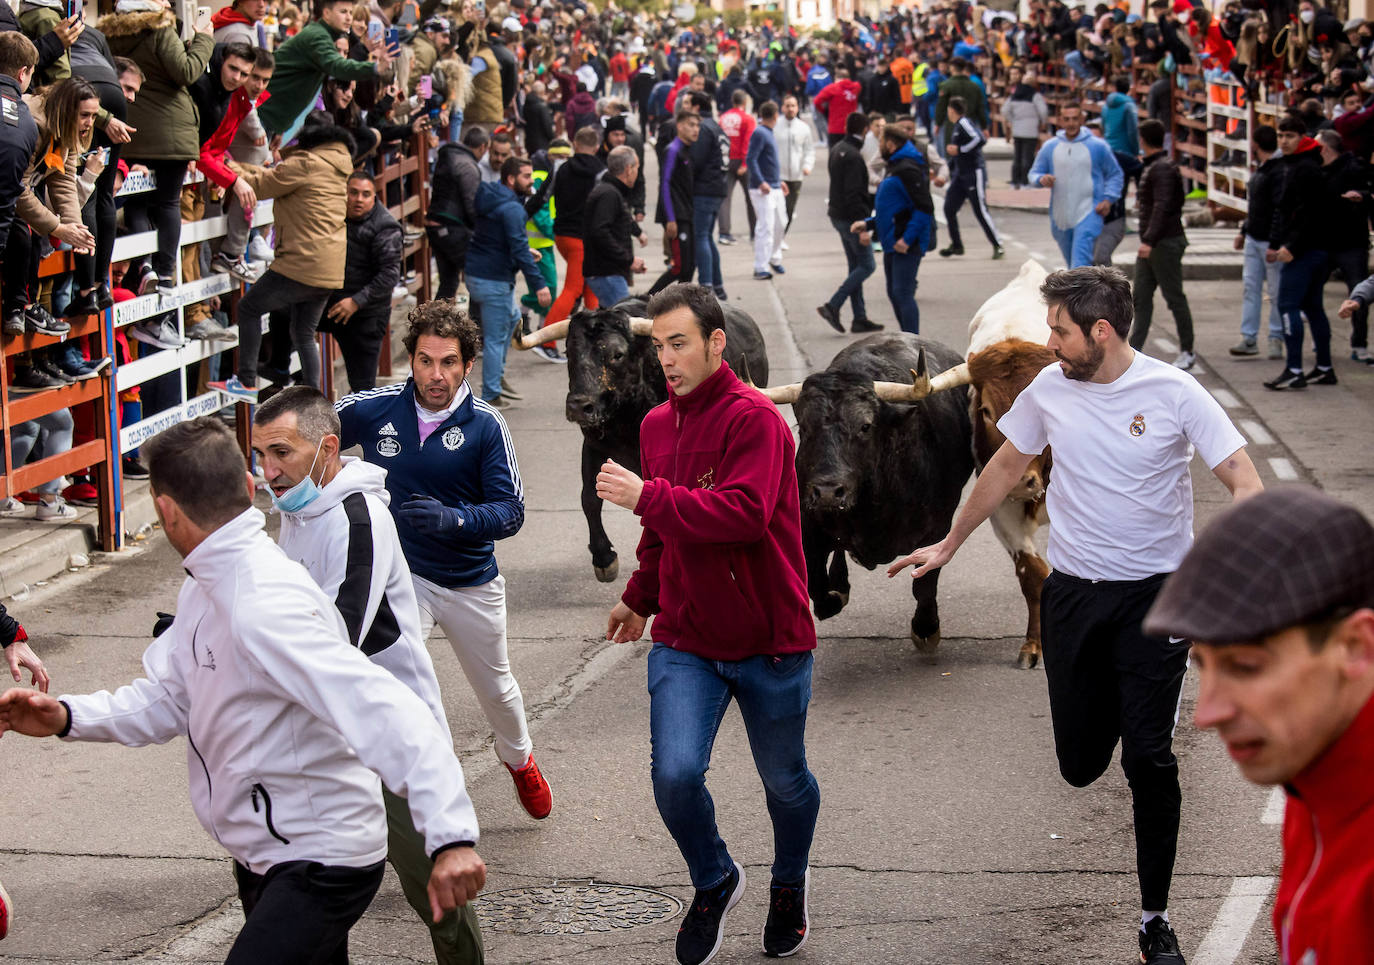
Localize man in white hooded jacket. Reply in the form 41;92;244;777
0;417;485;965
251;386;484;965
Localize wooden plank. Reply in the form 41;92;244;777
7;377;105;424
8;439;108;494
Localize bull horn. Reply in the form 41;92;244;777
516;318;571;350
759;383;802;404
871;356;973;402
628;318;654;336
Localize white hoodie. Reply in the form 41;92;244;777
275;457;451;744
60;507;479;874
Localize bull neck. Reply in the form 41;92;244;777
669;360;735;414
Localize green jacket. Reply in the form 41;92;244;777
19;2;67;87
99;8;214;161
408;31;437;91
258;20;378;137
934;74;987;133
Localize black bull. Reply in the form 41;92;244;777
793;334;974;650
563;301;770;581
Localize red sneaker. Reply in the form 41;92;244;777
1;875;12;940
62;481;99;506
505;755;552;819
16;491;40;505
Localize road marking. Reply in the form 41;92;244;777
1261;786;1286;825
1268;457;1298;481
1192;876;1277;965
1153;337;1179;353
1240;419;1275;446
1028;250;1051;262
1210;388;1241;409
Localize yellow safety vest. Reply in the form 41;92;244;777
912;62;931;98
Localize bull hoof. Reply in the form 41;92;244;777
593;557;620;583
1017;642;1042;670
910;629;941;653
813;590;849;620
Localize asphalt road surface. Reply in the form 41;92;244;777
4;136;1371;965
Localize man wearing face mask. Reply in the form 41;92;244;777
335;301;551;822
251;386;486;965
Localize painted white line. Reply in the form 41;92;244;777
1011;240;1028;250
1268;457;1298;481
1154;337;1179;354
1261;786;1286;825
1192;362;1208;376
1028;250;1051;262
1210;388;1241;409
1192;876;1277;965
1240;419;1275;446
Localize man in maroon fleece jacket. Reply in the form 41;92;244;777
596;284;819;965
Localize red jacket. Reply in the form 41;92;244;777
814;78;861;135
1273;695;1374;964
609;52;630;83
200;88;269;191
622;362;815;661
719;107;756;161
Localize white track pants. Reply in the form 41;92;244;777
749;186;787;273
414;573;533;768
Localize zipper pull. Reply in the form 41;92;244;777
251;786;259;812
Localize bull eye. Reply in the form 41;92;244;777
611;351;625;363
859;422;872;434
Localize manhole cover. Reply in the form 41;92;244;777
476;881;682;935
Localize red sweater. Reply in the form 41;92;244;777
200;88;269;191
1273;695;1374;964
813;78;861;135
622;362;815;661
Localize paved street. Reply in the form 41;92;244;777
2;140;1372;965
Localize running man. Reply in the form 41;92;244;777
939;95;1003;259
888;266;1263;965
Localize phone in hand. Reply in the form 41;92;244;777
367;19;383;44
66;0;81;20
475;0;485;15
197;5;210;21
418;75;433;100
386;26;400;48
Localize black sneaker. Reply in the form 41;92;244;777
939;244;965;257
64;289;101;317
992;244;1006;260
1303;366;1338;385
96;284;114;310
816;303;845;333
33;355;76;385
1264;367;1307;391
676;862;745;965
851;318;884;334
762;870;809;958
713;286;728;300
1139;918;1186;964
25;305;69;336
3;311;24;337
9;364;65;394
121;456;151;480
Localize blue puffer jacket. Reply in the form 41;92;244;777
870;140;936;252
464;180;546;290
1101;91;1140;157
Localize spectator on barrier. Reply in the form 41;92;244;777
99;0;214;298
212;0;267;48
1313;128;1372;366
461;25;503;140
0;32;42;328
319;171;402;392
191;41;264;284
257;0;391;145
7;408;77;521
427;126;485;301
465;154;550;407
1;0;74;80
410;16;448;92
211;113;355;402
582;144;647;308
211;46;274;280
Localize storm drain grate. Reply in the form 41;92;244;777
475;881;683;935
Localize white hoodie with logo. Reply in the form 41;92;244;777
60;507;479;874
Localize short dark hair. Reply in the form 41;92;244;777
950;56;969;72
313;0;352;19
403;298;481;366
463;126;490;149
645;283;725;341
1277;115;1306;135
947;95;966;116
1139;118;1166;148
881;127;909;151
0;31;38;78
573;125;601;148
731;88;750;106
115;56;143;81
675;108;700;125
144;418;251;530
490;131;514;147
500;155;531;183
1113;74;1130;93
758;100;778;120
1254;125;1277;152
845;111;868;136
253;48;276;71
1040;266;1134;339
347;170;376;188
222;41;256;65
253;386;342;444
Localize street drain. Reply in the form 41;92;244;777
476;881;682;935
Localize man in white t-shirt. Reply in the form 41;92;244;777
888;266;1264;965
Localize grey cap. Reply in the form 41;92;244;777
1145;486;1374;643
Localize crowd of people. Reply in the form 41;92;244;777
0;1;1373;961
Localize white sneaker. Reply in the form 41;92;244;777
781;240;790;250
248;235;275;264
1172;351;1197;370
36;496;77;521
1;497;28;517
131;317;185;350
531;344;566;364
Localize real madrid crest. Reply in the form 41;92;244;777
442;426;466;451
377;437;401;457
1129;413;1146;437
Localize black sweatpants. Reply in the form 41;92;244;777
328;307;389;392
648;223;696;295
943;168;1000;251
227;859;385;965
427;223;470;301
1039;570;1188;913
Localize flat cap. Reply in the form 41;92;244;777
1145;486;1374;643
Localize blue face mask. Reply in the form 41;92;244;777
270;439;325;514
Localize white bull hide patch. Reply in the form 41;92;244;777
966;259;1050;359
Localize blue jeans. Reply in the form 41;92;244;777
647;643;820;889
467;274;519;402
1064;50;1096;80
884;248;923;334
1241;235;1282;342
828;216;874;322
585;274;629;307
693;195;724;289
1050;210;1104;269
1276;249;1332;370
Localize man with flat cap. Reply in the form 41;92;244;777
1145;485;1374;965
